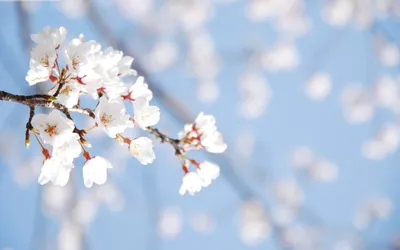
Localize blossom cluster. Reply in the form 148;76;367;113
24;26;226;195
178;112;227;195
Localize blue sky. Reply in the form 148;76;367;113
0;1;400;250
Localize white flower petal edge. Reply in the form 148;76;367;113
31;26;67;49
179;172;203;196
26;45;57;85
134;97;160;129
31;110;75;147
127;76;153;101
95;96;132;138
129;137;155;165
196;161;220;187
38;158;74;187
179;112;227;153
82;156;113;188
52;133;82;161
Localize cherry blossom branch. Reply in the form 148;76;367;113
0;90;95;118
0;89;187;162
145;127;182;155
0;88;192;159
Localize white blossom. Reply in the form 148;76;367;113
291;146;315;169
239;200;271;245
126;76;153;101
306;72;332;100
92;47;128;100
374;75;400;109
274;179;304;207
133;97;160;128
31;26;67;49
323;0;354;26
22;26;229;195
196;161;220;187
38;157;74;187
179;172;203;196
180;112;227;153
50;80;81;108
308;159;338;182
31;110;75;147
129;137;155;165
158;207;183;239
82;156;112;188
117;55;137;77
378;42;400;67
340;84;374;124
26;45;57;85
64;35;101;72
202;131;227;153
52;133;82;161
262;43;300;71
353;197;393;230
95;96;132;138
239;73;271;119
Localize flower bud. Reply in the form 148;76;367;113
25;130;30;149
25;138;30;149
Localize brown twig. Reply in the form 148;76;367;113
145;127;182;155
0;90;95;118
52;80;65;97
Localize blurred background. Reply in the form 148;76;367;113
0;0;400;249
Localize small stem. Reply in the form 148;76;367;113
79;140;91;160
55;57;61;75
84;123;98;133
52;81;64;97
146;127;181;154
25;106;35;149
116;133;131;144
32;130;50;159
32;131;44;149
26;106;35;130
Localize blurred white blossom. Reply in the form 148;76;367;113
262;43;300;71
353;197;393;230
374;35;400;67
58;220;82;250
239;72;271;119
189;212;215;233
281;224;320;249
291;146;316;170
271;205;296;226
340;84;374;124
158;206;182;239
308;159;339;182
274;179;304;207
362;123;400;160
306;72;332;100
373;75;400;111
197;81;220;103
146;42;178;72
238;200;271;245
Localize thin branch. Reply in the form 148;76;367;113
146;127;181;155
52;79;65;97
25;106;35;148
26;106;34;130
0;90;95;118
